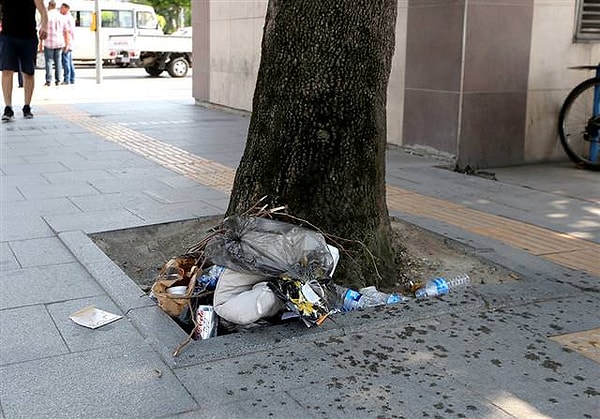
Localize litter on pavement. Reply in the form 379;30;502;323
146;204;470;355
69;306;123;329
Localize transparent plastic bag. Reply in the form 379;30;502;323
205;216;334;281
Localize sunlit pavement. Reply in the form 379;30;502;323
1;65;598;418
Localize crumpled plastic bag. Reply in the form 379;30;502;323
205;216;334;281
213;268;284;325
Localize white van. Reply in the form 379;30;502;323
66;0;163;63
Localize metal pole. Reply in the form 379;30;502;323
95;0;102;83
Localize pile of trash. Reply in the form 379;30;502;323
148;209;470;353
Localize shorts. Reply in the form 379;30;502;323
0;35;38;75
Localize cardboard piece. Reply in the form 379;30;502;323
69;306;122;329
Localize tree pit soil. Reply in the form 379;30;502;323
90;216;517;295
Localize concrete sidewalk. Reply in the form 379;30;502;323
1;88;599;418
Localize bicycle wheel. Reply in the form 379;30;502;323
558;77;600;170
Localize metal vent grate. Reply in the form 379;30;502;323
577;0;600;41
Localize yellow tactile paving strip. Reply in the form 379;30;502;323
46;105;600;278
387;186;600;277
550;328;600;363
46;105;234;194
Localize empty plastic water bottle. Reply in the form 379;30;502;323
414;273;470;299
333;284;405;312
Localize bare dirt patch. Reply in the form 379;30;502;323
90;216;514;294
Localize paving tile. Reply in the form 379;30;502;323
9;237;76;268
7;197;82;217
127;199;224;223
327;311;600;419
17;182;100;200
44;208;146;234
143;184;228;204
88;177;175;194
1;162;68;176
0;214;55;241
22;152;90;165
41;169;116;184
175;341;342;405
0;263;104;310
46;295;144;353
0;242;19;271
0;305;69;365
0;173;50;187
0;185;25;202
69;192;159;212
0;342;198;418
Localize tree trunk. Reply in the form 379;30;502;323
227;0;398;289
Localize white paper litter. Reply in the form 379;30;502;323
69;306;122;329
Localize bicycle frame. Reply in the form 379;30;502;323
592;64;600;163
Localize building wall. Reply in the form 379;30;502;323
192;0;266;110
525;0;600;163
192;0;599;167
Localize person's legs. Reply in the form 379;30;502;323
2;70;14;107
54;48;63;85
69;53;75;83
62;50;69;83
0;35;19;121
17;62;24;88
44;47;52;85
19;38;38;119
23;73;35;107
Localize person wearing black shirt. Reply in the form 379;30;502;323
0;0;48;121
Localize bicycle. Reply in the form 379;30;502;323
557;63;600;171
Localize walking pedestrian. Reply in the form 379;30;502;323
0;0;48;121
60;2;75;84
42;0;68;87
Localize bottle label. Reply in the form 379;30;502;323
342;289;362;311
386;294;403;304
432;278;449;295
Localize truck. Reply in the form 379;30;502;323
67;0;164;64
107;33;192;77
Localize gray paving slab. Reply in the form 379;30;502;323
5;197;82;217
175;341;342;406
89;177;178;194
0;243;19;271
0;185;24;202
60;156;156;171
421;313;599;418
17;182;100;200
58;231;155;313
41;169;117;184
0;173;50;187
0;262;104;310
0;214;55;241
8;237;76;268
22;151;91;165
494;295;600;336
0;304;70;365
0;161;68;176
176;395;314;419
0;342;198;418
143;184;229;204
46;295;145;353
315;314;599;419
286;369;515;419
127;200;224;225
44;208;146;234
69;191;161;212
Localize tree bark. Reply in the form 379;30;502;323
227;0;398;289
